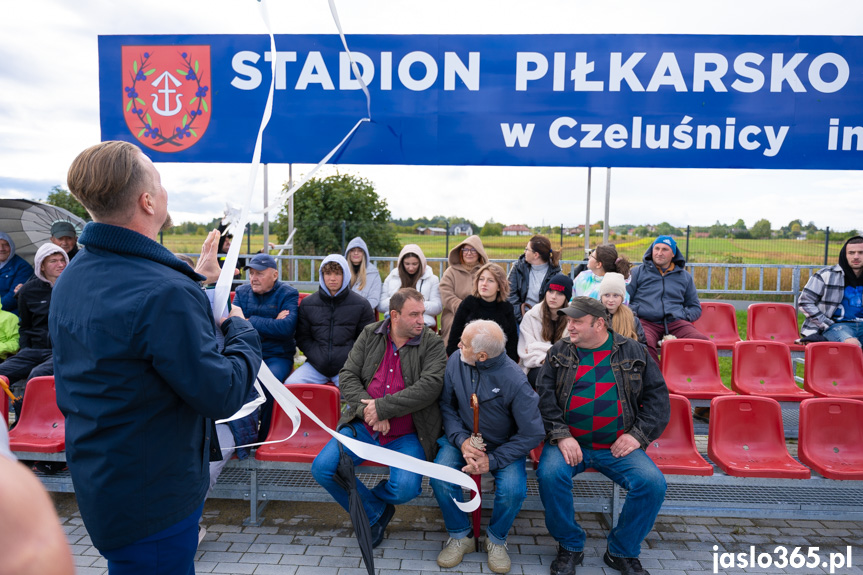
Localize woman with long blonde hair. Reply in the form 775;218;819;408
599;273;646;346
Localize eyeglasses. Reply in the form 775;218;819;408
461;247;478;254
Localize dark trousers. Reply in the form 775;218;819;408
1;348;53;418
100;504;203;575
640;319;708;365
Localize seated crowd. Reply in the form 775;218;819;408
7;228;855;575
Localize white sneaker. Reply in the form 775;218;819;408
487;540;511;573
197;525;207;545
437;535;476;568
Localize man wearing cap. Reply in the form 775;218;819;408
536;297;669;575
49;221;80;261
626;235;707;364
231;253;299;441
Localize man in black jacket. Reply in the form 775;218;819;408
536;297;669;575
286;254;375;386
1;243;67;418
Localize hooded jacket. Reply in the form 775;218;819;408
442;351;545;471
17;243;68;350
626;243;701;324
295;254;376;377
0;232;34;315
506;253;561;322
800;236;863;336
439;235;488;344
50;222;261;551
379;244;442;327
517;301;567;372
345;237;383;310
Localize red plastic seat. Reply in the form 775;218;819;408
660;339;735;399
255;384;340;462
798;398;863;480
731;341;813;401
803;342;863;400
298;292;310;305
692;302;741;350
707;396;809;479
646;395;713;475
7;376;65;453
746;303;804;351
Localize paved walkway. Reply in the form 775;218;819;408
59;496;863;575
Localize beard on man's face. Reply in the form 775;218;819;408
161;212;174;232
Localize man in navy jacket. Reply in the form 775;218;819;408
52;141;262;575
232;252;299;440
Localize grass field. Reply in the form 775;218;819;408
161;231;845;266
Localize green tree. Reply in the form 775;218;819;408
750;218;772;239
272;174;400;256
709;220;728;238
480;220;504;236
655;221;681;236
45;185;90;221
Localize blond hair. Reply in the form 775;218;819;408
472;262;509;302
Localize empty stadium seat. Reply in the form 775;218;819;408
298;292;310;304
731;341;813;401
692;302;741;350
646;395;713;475
803;342;863;400
255;384;340;462
707;396;809;479
746;303;804;351
660;339;735;399
798;398;863;480
7;376;65;453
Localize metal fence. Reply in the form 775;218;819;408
248;255;824;306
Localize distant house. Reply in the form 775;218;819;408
693;232;710;238
502;224;531;236
416;226;447;236
450;223;473;236
565;226;584;236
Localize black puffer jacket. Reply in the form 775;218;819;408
296;265;376;378
17;275;53;349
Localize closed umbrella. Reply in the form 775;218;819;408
0;199;87;266
332;443;375;575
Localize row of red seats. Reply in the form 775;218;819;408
694;302;804;351
9;380;863;485
661;339;863;401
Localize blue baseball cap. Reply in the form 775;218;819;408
244;254;277;271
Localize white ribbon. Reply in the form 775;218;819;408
211;0;479;513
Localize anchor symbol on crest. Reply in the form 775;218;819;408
150;71;183;116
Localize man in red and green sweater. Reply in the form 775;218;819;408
536;297;670;575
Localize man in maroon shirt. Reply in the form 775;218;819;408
311;288;448;548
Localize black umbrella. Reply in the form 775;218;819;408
0;199;87;266
332;443;375;575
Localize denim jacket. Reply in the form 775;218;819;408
535;331;669;449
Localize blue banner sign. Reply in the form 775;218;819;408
98;34;863;169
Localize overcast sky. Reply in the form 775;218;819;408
1;1;861;233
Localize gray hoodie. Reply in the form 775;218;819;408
344;237;383;309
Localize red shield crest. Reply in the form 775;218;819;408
121;45;211;153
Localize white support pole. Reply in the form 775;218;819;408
603;168;611;245
263;164;269;251
288;164;294;277
584;167;592;257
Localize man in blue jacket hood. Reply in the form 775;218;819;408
53;141;262;575
626;235;708;365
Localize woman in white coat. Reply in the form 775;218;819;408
378;244;442;328
517;273;573;387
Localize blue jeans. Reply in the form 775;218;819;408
310;422;424;525
100;503;202;575
429;437;527;545
537;442;666;558
285;362;340;387
823;321;863;346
